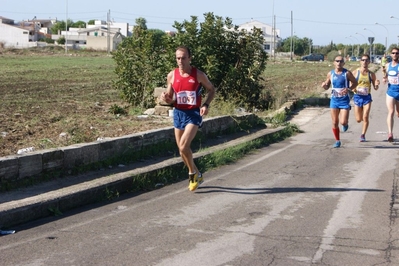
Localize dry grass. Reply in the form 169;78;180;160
0;48;370;157
0;48;172;157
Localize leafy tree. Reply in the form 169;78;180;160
71;20;86;29
135;18;147;30
278;36;306;55
51;20;73;34
113;27;171;108
41;37;55;44
57;36;65;45
112;12;268;109
374;43;386;55
163;13;268;108
87;20;95;25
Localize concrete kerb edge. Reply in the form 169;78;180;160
0;126;287;228
0;114;261;191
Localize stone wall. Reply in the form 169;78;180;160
0;114;259;189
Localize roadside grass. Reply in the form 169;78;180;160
0;48;377;160
1;48;381;210
126;123;300;194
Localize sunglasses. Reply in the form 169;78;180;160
361;59;369;62
392;52;399;55
335;60;344;63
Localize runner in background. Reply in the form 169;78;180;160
353;54;379;142
382;48;399;142
322;55;358;148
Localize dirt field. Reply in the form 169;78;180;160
0;48;173;157
0;48;364;157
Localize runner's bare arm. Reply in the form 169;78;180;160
347;71;358;91
197;70;216;116
371;72;379;90
161;71;174;104
321;72;331;90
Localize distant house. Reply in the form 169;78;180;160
0;16;32;48
0;16;55;48
51;20;126;51
238;20;282;55
77;26;124;51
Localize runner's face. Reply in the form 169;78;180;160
360;57;370;66
175;50;190;69
334;57;344;69
391;50;399;61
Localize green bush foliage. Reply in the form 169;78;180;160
112;12;268;110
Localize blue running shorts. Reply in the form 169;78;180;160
387;88;399;101
330;95;351;109
353;94;372;107
173;108;202;130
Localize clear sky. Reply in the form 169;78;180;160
1;0;398;47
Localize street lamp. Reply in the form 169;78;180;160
364;27;376;37
349;35;360;56
375;22;389;52
345;37;352;56
391;17;399;47
355;32;367;55
356;32;367;42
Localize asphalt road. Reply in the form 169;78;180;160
1;69;399;265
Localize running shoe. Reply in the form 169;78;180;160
388;134;394;143
341;124;349;132
360;134;366;142
197;172;204;185
333;140;341;148
188;172;199;191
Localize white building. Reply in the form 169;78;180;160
0;16;55;48
77;26;124;51
238;20;281;55
52;20;126;51
0;17;34;48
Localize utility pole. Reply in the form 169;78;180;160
271;0;275;61
65;0;68;54
290;11;293;61
107;10;111;54
273;15;276;61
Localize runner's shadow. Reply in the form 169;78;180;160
196;186;384;195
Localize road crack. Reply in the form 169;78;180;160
386;169;399;264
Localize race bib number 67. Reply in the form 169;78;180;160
176;91;197;106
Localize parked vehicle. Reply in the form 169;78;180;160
301;54;324;61
349;56;357;61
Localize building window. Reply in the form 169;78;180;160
264;44;270;50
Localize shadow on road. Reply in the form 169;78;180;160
195;186;384;194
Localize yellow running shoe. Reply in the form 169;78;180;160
197;172;203;185
188;172;199;191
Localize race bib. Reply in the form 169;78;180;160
357;87;369;96
388;76;399;85
332;88;346;98
176;90;197;106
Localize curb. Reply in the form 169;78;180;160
0;126;285;228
